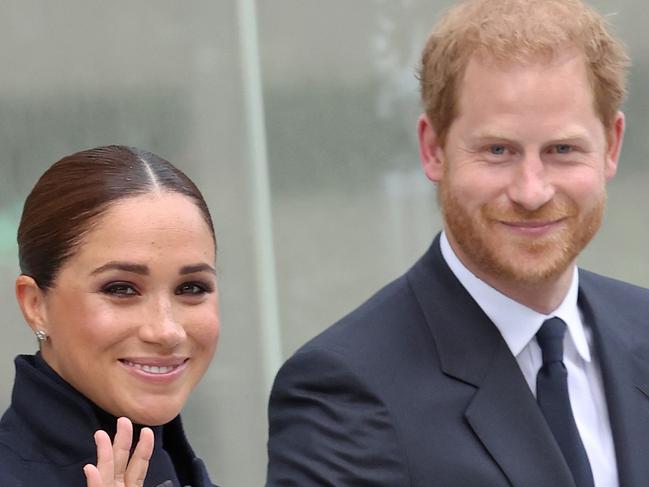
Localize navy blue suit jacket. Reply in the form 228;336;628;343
266;235;649;486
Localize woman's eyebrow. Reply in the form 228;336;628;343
90;261;149;276
179;263;216;275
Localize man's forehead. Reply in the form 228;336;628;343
466;46;587;74
448;50;604;141
455;48;594;107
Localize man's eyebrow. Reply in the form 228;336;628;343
549;133;590;142
90;262;149;276
466;132;593;148
468;131;515;142
180;263;216;275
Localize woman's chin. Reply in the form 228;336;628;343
106;396;186;426
126;408;181;427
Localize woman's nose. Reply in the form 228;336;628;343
138;298;186;348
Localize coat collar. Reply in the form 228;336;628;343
9;354;105;463
3;354;216;486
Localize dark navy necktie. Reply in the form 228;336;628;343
536;317;595;487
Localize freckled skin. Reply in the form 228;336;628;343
38;192;219;426
419;50;624;312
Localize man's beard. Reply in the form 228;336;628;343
439;180;605;285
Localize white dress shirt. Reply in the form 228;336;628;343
440;232;618;487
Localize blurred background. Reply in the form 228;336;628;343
0;1;647;485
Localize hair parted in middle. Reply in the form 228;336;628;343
17;145;216;290
418;0;630;147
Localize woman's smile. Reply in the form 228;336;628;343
119;357;191;384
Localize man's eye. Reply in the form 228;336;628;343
488;145;507;155
176;282;209;296
554;144;573;154
102;283;138;296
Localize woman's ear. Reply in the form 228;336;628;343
15;275;48;334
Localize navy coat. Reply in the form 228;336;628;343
0;354;218;487
266;235;649;486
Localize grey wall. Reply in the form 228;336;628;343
0;1;647;486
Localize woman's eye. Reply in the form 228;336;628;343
102;283;138;297
176;282;209;296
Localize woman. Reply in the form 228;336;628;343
0;146;220;486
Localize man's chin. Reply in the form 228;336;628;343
486;249;574;286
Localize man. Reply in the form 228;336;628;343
266;1;649;486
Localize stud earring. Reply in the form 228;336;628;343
34;330;48;342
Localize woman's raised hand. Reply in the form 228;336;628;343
84;417;154;487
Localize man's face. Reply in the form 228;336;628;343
420;51;623;288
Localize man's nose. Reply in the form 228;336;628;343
138;298;186;348
506;154;555;211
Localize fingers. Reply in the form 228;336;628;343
112;417;134;484
94;429;116;485
83;464;102;487
124;427;155;487
84;418;155;487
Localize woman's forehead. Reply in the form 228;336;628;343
67;193;216;269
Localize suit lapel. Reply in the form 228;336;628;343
579;275;649;486
407;236;575;487
465;339;575;487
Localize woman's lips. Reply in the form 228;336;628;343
119;357;189;382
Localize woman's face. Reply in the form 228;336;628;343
37;191;219;425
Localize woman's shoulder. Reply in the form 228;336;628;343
0;416;24;460
0;440;31;486
0;440;90;486
0;403;47;463
0;418;91;486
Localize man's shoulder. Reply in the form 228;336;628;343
270;263;448;434
579;268;649;304
277;266;441;393
579;268;649;342
297;272;423;357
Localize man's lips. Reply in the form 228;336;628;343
119;357;189;375
500;218;566;228
497;217;567;236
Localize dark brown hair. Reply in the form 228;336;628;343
17;145;216;289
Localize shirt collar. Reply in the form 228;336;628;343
439;231;591;362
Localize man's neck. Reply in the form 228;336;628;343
444;235;575;314
481;272;574;314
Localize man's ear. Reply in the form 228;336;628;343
15;275;48;334
417;113;445;182
605;111;625;180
